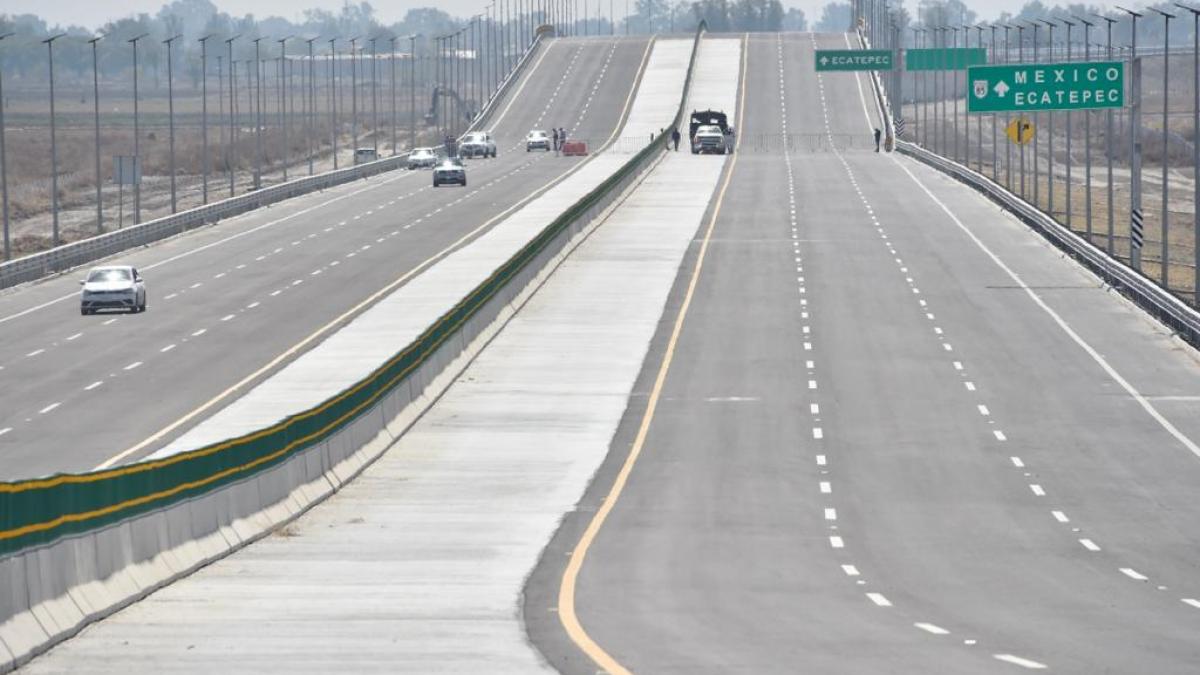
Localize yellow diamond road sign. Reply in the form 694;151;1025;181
1006;117;1035;145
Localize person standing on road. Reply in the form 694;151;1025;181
873;128;882;153
552;128;560;151
671;128;681;151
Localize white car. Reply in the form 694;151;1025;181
408;147;438;169
526;130;551;152
432;158;466;187
460;132;497;158
80;265;146;315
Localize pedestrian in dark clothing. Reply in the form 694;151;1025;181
552;128;559;151
671;128;681;151
873;128;882;152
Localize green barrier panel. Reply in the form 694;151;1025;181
0;23;708;559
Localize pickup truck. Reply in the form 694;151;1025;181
689;110;735;155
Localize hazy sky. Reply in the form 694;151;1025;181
5;0;1131;31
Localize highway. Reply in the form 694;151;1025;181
0;35;651;479
531;32;1200;673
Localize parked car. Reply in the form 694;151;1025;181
80;265;146;315
408;147;438;169
460;132;497;158
526;129;551;152
433;158;467;187
354;147;378;164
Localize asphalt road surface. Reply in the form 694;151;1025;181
0;35;651;479
531;32;1200;673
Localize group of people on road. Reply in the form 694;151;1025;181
551;127;569;152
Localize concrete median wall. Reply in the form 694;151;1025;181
0;31;704;673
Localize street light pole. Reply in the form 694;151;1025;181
129;33;148;224
89;36;103;234
199;35;212;205
164;34;181;214
350;36;360;159
1039;19;1055;219
389;36;397;155
410;34;419;151
0;33;11;259
306;37;319;174
1096;14;1116;255
1179;3;1200;304
1118;6;1144;271
1076;16;1095;242
370;36;379;157
225;35;239;197
1060;17;1075;231
1151;7;1176;288
329;38;338;169
44;33;65;246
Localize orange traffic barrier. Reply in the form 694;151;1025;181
561;141;588;156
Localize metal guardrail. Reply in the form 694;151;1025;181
896;141;1200;348
0;35;547;293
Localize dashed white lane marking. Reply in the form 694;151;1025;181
160;344;176;353
220;314;236;322
812;427;824;439
84;381;103;391
866;592;892;607
1029;484;1045;497
1182;598;1200;609
977;404;990;416
1052;510;1069;523
26;349;44;357
39;402;61;414
0;427;10;436
815;454;827;466
247;302;260;309
65;333;82;341
841;564;860;576
964;381;976;391
829;536;845;549
1120;568;1149;582
993;654;1048;669
1011;457;1025;468
270;290;282;297
1079;539;1101;552
165;293;178;300
824;508;837;520
953;361;963;370
994;430;1008;441
124;361;142;371
190;282;202;289
819;481;832;494
915;622;950;635
810;403;820;414
191;329;207;337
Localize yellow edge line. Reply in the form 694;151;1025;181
556;32;750;674
0;37;656;502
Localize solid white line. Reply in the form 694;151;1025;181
39;402;61;414
915;622;950;635
829;536;845;549
891;156;1200;462
1120;568;1149;581
866;592;892;607
841;564;860;576
1079;538;1101;551
993;654;1048;669
84;381;103;391
124;361;142;371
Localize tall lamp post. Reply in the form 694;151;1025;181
1117;6;1144;270
1095;14;1117;255
1150;7;1176;287
1178;2;1200;304
329;37;339;169
44;33;65;246
306;36;319;174
225;35;239;197
252;37;266;190
129;33;148;224
0;32;13;260
199;35;212;205
370;36;380;157
164;34;181;214
277;36;293;180
89;35;103;234
349;36;360;158
409;34;420;151
388;35;397;155
1074;16;1095;241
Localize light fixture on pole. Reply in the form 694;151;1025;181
225;35;239;197
163;34;182;214
44;33;66;246
0;32;11;259
305;36;319;174
277;36;292;180
199;34;212;205
89;35;103;234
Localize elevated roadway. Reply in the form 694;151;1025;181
532;32;1200;674
0;35;650;479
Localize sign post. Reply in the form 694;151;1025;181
814;49;893;71
966;61;1125;113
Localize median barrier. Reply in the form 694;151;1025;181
0;26;706;672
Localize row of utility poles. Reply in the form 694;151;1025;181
0;0;595;261
856;0;1200;305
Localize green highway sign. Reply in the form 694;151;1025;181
815;49;894;71
967;61;1124;113
905;48;986;71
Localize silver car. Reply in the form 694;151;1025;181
80;265;146;315
408;147;438;169
432;159;467;187
526;129;551;152
460;132;497;158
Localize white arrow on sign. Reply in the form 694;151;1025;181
820;56;829;66
993;80;1010;97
